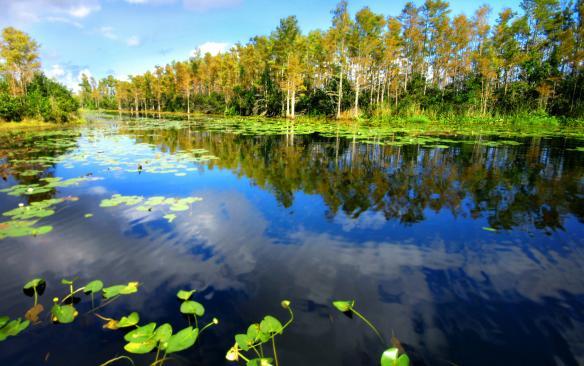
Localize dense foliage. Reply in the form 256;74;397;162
81;0;584;120
0;27;79;123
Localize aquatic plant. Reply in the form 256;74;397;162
99;194;202;221
99;288;219;366
23;278;46;323
0;198;82;240
0;176;101;196
226;300;294;366
0;316;29;341
332;300;410;366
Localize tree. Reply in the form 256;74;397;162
330;0;353;118
0;27;41;96
350;7;385;116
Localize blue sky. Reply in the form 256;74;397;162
0;0;521;91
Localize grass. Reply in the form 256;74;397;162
0;117;87;131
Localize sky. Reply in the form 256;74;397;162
0;0;522;92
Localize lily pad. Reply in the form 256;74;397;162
164;326;199;354
180;301;205;317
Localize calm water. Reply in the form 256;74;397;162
1;113;583;366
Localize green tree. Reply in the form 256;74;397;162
0;27;41;96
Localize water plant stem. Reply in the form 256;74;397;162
33;289;38;307
272;337;279;366
199;322;215;335
351;308;384;344
60;287;86;304
99;355;135;366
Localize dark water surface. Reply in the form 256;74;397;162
1;113;583;366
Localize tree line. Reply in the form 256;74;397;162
81;0;584;120
0;27;79;123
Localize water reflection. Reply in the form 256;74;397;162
0;115;582;366
125;125;584;232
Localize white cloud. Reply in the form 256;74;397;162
0;0;101;25
192;42;230;56
46;16;83;28
46;64;66;79
68;4;100;18
44;63;94;92
182;0;241;11
121;0;242;11
126;36;141;47
99;26;118;40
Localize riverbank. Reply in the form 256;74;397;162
0;117;86;132
90;108;584;128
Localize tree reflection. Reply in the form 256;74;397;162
124;126;584;232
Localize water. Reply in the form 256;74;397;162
0;113;583;366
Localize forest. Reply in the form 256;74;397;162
2;0;584;123
0;28;79;123
77;0;584;121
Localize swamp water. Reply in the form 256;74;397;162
0;113;583;365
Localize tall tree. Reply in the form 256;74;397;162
0;27;41;96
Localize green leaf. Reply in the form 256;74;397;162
124;323;156;342
235;333;251;351
176;289;196;301
180;301;205;316
246;358;273;366
0;316;8;329
61;279;74;285
163;214;177;223
247;323;260;340
23;278;45;290
51;304;77;324
102;282;139;299
0;318;29;341
381;348;409;366
259;315;282;335
482;227;497;232
332;300;354;312
397;354;410;366
124;339;157;354
83;280;103;294
165;326;199;354
154;323;173;343
117;312;140;328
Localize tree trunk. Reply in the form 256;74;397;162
337;59;343;119
354;70;360;118
291;88;296;119
336;39;345;119
286;81;290;118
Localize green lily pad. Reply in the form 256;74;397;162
23;278;45;290
164;326;199;354
180;301;205;317
51;304;77;324
0;318;29;341
102;282;139;299
154;323;173;343
332;300;354;312
259;315;282;335
176;289;196;301
124;322;157;343
83;280;104;294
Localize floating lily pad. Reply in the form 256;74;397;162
102;282;139;299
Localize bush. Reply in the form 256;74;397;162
0;73;79;123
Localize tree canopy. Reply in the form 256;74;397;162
0;27;78;123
